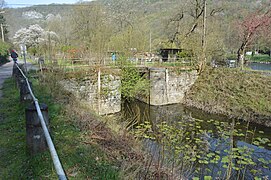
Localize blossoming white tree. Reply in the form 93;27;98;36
13;24;58;48
13;24;59;57
13;24;44;47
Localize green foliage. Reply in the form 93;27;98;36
28;47;38;55
247;54;271;62
0;42;10;65
118;59;149;99
177;50;193;59
5;0;271;66
0;42;9;55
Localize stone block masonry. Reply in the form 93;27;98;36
60;73;121;115
138;68;198;105
60;67;198;115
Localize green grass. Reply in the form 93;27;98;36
247;54;271;62
0;57;10;66
0;77;119;179
184;68;271;125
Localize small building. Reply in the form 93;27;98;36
227;59;236;68
159;48;182;62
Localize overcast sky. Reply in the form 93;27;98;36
5;0;93;8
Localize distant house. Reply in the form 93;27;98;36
227;59;236;68
246;51;253;55
159;48;181;62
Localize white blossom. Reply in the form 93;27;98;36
13;24;58;48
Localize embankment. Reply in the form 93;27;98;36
184;68;271;127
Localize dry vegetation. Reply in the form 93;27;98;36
39;68;171;179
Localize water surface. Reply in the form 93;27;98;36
122;100;271;178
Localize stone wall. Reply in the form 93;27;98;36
60;73;121;115
60;67;198;115
138;68;198;105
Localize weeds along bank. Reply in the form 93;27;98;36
10;67;268;179
0;76;123;179
30;69;171;179
184;68;271;127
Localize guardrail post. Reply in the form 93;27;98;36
13;63;25;87
25;103;49;155
19;79;33;102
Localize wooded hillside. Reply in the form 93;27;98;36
3;0;271;69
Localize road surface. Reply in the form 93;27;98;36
0;61;14;98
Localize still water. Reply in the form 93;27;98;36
248;62;271;71
122;100;271;178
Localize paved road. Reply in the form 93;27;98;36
0;60;35;98
0;61;14;98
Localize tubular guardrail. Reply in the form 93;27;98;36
15;62;67;180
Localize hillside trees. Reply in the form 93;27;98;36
0;13;8;42
0;0;10;62
0;0;8;42
105;0;149;55
44;12;74;60
69;0;151;63
69;2;113;64
257;24;271;56
165;0;224;72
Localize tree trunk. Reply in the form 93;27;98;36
237;46;246;70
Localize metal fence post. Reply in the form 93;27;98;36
25;103;49;155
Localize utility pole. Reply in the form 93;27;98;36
1;23;4;42
149;30;152;53
0;11;6;42
200;0;207;73
20;44;27;74
202;0;207;52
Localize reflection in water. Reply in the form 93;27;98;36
249;62;271;71
123;100;271;137
122;100;271;178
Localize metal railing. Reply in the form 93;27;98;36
15;62;67;180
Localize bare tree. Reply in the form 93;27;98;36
70;2;113;64
166;0;224;73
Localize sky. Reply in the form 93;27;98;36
5;0;93;8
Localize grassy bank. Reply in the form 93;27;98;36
0;77;122;179
247;54;271;63
184;68;271;126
